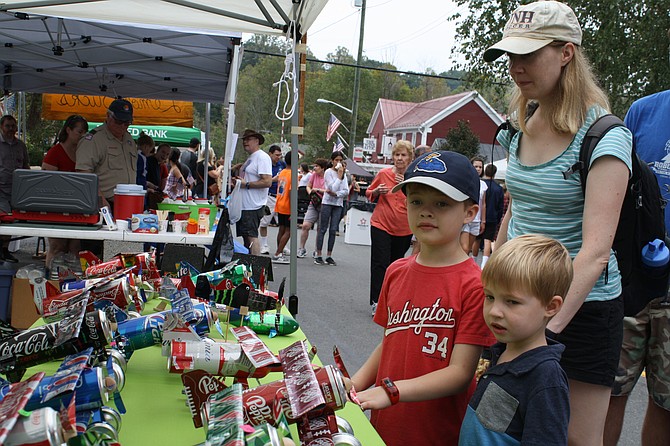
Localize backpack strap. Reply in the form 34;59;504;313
576;114;626;195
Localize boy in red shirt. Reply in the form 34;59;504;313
351;151;494;445
271;150;292;264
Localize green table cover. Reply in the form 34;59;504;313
26;304;385;445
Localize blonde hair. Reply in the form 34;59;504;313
482;234;573;305
392;140;414;160
508;45;610;135
197;148;216;164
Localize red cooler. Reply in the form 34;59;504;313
113;184;146;220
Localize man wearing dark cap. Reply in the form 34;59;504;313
76;98;137;210
180;137;200;186
233;129;272;255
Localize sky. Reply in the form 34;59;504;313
304;0;467;74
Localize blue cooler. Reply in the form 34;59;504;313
0;269;13;323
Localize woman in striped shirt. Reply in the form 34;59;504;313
483;2;632;445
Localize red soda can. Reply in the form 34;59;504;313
168;340;246;376
85;258;123;278
241;365;347;426
90;278;131;310
4;406;64;446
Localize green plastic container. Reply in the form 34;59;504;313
157;203;218;228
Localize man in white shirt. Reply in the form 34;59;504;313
233;129;272;255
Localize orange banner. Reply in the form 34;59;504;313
41;94;193;127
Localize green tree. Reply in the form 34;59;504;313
449;0;670;117
439;120;480;160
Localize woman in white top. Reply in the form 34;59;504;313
314;151;349;266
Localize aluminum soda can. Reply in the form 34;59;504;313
74;310;113;351
86;421;118;442
100;406;123;433
85;257;123;278
332;433;363;446
116;313;165;351
242;365;347;426
90;278;132;311
70;367;109;412
4;406;64;446
106;348;128;373
168;340;245;376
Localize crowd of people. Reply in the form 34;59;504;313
0;1;668;444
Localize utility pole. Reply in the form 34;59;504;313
349;0;366;152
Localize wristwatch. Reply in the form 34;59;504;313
245;181;250;189
381;377;400;405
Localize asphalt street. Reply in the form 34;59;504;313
4;226;649;445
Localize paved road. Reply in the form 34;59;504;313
4;228;648;445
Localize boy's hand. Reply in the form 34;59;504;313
355;386;393;410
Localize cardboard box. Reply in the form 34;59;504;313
10;277;54;329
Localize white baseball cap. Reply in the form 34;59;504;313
484;1;582;62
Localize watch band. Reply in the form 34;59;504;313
381;377;400;405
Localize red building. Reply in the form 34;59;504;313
364;91;504;162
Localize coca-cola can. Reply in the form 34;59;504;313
85;258;123;278
76;310;113;351
4;406;64;446
168;340;245;376
242;365;347;426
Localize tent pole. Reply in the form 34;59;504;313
222;43;242;199
202;103;210;194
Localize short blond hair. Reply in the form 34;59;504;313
392;140;414;160
482;234;573;305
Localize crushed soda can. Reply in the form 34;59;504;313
4;406;64;446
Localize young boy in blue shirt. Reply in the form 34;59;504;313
351;151;495;445
459;234;572;445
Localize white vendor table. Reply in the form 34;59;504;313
0;224;215;245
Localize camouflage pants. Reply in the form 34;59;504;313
611;296;670;410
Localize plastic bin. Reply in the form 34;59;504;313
157;203;218;227
0;269;14;323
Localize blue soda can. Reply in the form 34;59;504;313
116;313;165;351
0;367;108;412
116;301;213;352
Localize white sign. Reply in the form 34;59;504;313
383;136;396;157
363;137;376;154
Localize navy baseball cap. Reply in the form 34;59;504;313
392;151;480;202
108;99;133;122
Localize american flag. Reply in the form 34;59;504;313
333;136;345;153
326;113;341;141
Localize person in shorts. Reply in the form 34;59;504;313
604;40;670;444
232;129;272;255
271;150;293;264
460;156;487;256
259;144;286;254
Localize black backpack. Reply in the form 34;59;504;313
576;114;668;316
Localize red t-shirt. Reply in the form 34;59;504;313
42;143;76;172
371;256;494;446
366;167;411;236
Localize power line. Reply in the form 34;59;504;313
244;48;468;82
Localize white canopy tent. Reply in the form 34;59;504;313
0;0;328;101
0;0;330;297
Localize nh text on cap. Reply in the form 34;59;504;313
108;99;133;122
483;1;582;62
